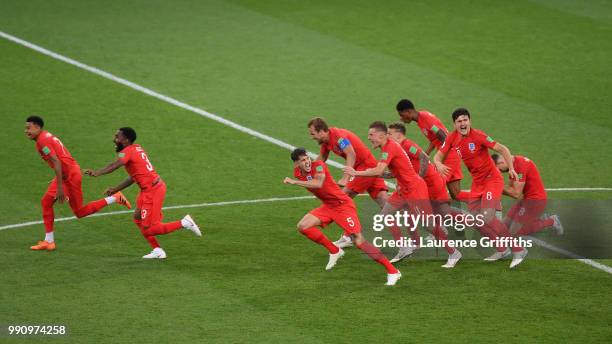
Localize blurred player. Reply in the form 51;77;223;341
433;108;528;268
492;154;563;236
84;127;201;259
25;116;131;251
344;122;461;268
396;99;463;200
284;148;401;285
307;117;388;248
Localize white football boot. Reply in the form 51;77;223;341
510;249;528;268
389;245;419;263
385;271;402;286
441;250;462;268
333;235;353;248
182;214;202;236
143;247;167;259
325;248;345;270
483;248;511;261
551;215;564;236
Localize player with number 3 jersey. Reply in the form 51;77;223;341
84;127;202;259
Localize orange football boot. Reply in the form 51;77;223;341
30;240;56;251
113;191;132;209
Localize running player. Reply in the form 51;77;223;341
396;99;463;200
343;122;461;268
283;148;401;285
25;116;131;251
84;127;201;259
492;154;563;236
307;117;388;248
433;108;528;268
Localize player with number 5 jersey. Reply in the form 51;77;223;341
84;127;202;259
283;148;401;286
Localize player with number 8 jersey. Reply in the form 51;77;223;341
84;127;202;259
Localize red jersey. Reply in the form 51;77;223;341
399;138;439;184
35;130;79;176
379;139;422;192
440;128;502;183
118;144;160;190
511;155;547;200
320;127;378;169
294;160;352;207
417;111;448;149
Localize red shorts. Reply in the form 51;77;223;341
467;177;504;212
345;175;388;199
386;179;432;213
424;172;450;202
310;203;361;235
136;181;166;228
507;199;547;225
44;167;84;213
443;150;463;183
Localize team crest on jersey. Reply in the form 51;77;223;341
306;175;313;181
468;142;476;152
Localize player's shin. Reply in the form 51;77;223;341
356;240;398;274
300;227;339;254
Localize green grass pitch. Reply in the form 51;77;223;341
0;0;611;343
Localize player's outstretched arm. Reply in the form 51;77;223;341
433;150;450;176
283;173;325;189
343;162;386;177
425;141;436;155
337;143;356;186
503;179;525;199
84;159;125;177
418;152;430;177
104;176;134;196
492;143;518;180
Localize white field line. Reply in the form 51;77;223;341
1;30;611;274
0;195;315;231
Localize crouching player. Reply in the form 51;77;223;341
283;148;401;286
492;154;563;236
84;127;201;259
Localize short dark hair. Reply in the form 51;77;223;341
369;121;387;133
452;108;470;122
291;147;308;161
491;154;501;163
119;127;137;143
307;117;329;132
388;122;406;134
26;115;44;128
396;99;415;112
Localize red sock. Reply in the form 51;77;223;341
41;194;55;233
134;219;160;248
432;226;455;254
455;191;471;203
74;199;108;218
356;241;398;274
146;221;183;235
516;218;555;236
479;224;506;252
301;227;339;254
389;226;404;241
487;218;523;252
